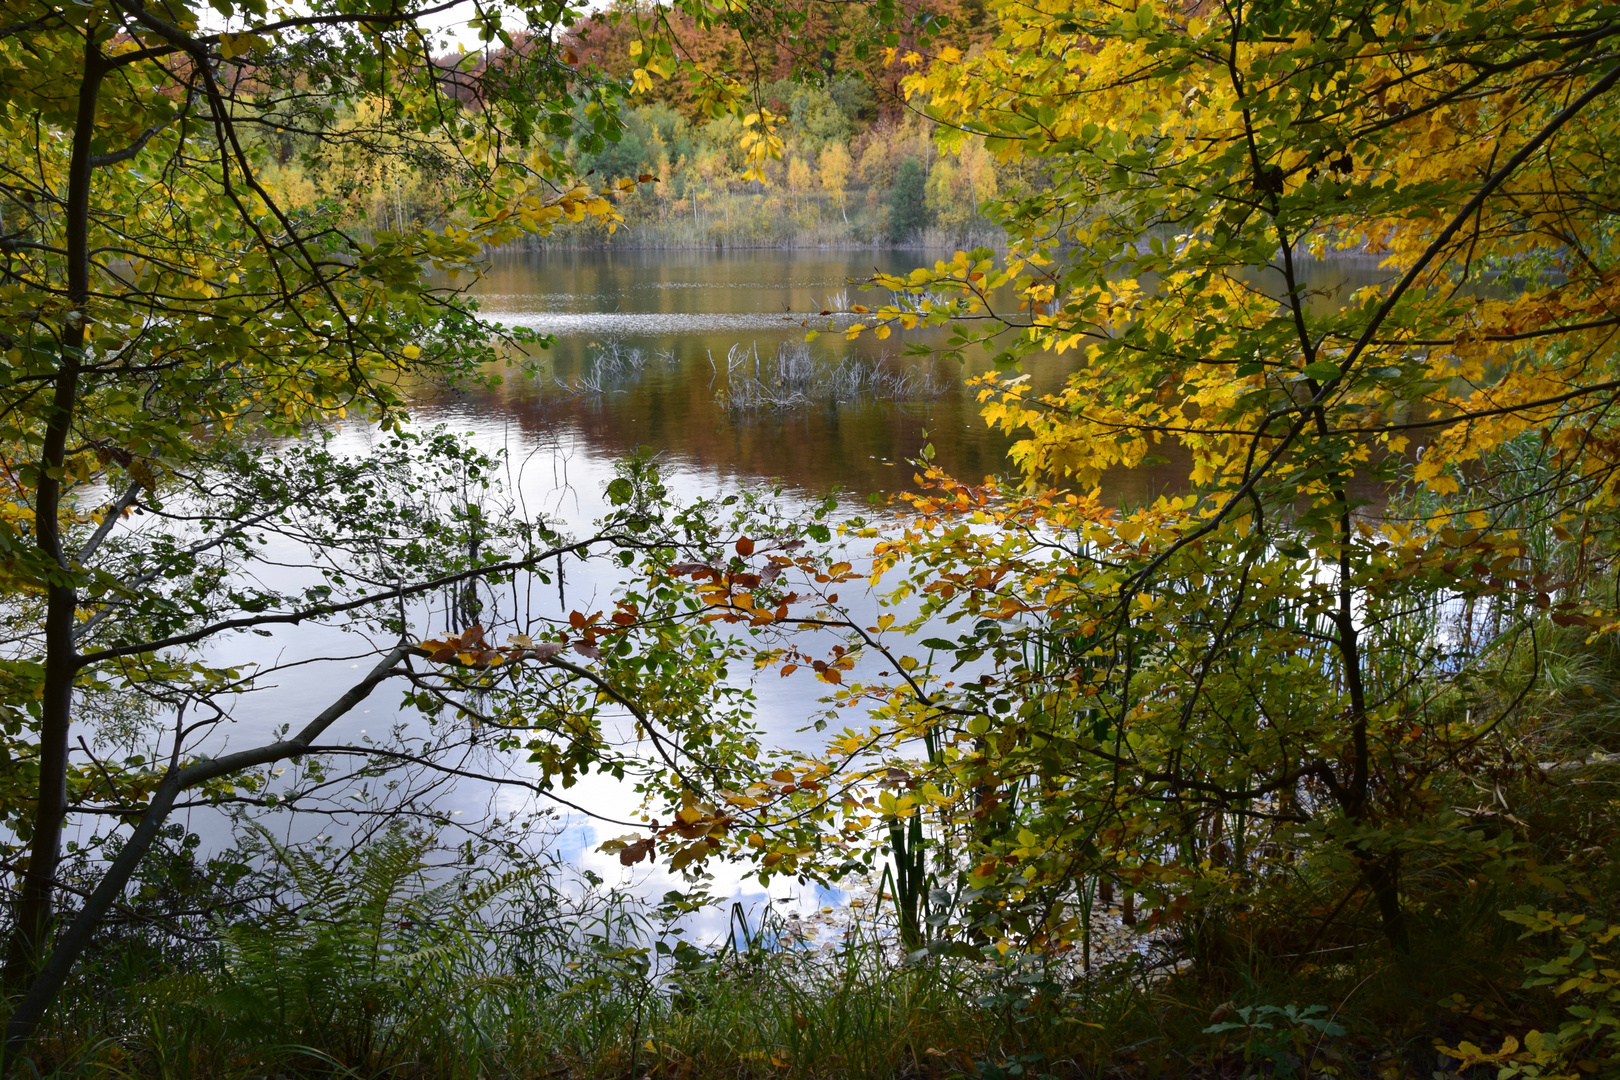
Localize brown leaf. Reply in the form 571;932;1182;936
572;640;602;660
619;837;655;865
735;536;755;557
669;562;717;578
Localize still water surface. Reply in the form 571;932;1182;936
173;248;1389;922
421;248;1390;500
431;247;1021;497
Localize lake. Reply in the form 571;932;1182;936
149;247;1393;928
418;247;1392;501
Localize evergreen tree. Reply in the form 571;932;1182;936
886;158;930;240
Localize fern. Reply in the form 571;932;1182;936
210;823;536;1070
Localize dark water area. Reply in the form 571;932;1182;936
412;248;1394;506
420;248;1015;496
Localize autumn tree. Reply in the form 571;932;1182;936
688;0;1620;972
886;157;930;239
562;0;996;123
818;141;852;222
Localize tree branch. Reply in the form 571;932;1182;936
2;642;416;1055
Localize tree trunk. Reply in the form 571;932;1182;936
3;645;413;1055
1360;851;1409;954
1330;502;1411;952
3;32;102;993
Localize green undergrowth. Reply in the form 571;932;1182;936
9;607;1620;1079
9;712;1620;1080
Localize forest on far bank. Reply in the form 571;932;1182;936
258;0;1015;247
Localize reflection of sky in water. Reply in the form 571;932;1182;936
109;404;876;940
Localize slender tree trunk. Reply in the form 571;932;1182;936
1362;852;1408;953
3;646;413;1055
1252;68;1410;946
3;32;102;992
1331;503;1411;951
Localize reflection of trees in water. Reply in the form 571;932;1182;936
442;251;1265;498
409;344;1194;504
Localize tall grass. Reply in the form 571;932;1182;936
12;826;1134;1080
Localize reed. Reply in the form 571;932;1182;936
549;341;678;398
13;828;1120;1080
712;342;950;413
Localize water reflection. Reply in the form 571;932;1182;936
151;248;1400;927
420;248;1393;505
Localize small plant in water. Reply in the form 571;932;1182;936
551;339;674;397
713;340;949;412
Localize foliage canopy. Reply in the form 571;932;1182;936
659;0;1620;1069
